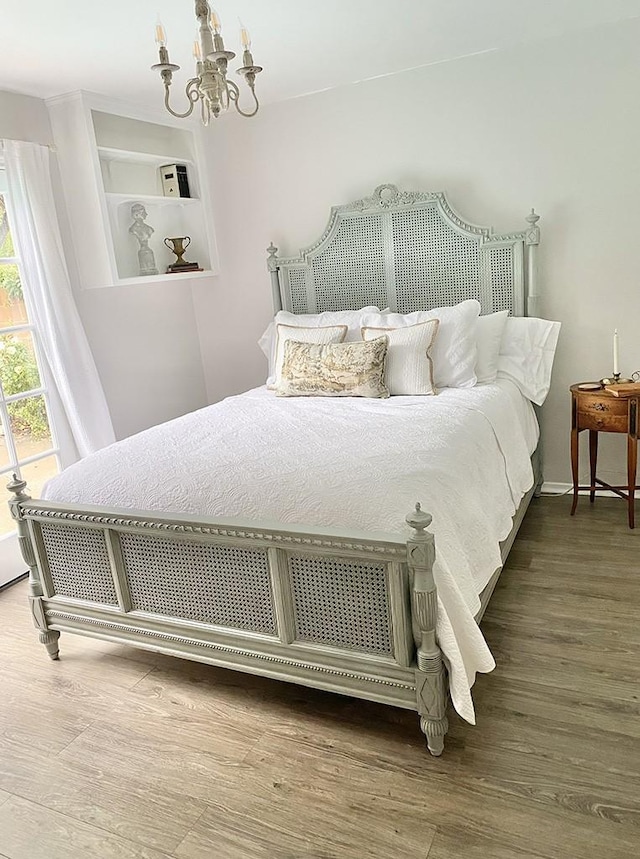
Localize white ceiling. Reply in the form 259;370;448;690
3;0;640;109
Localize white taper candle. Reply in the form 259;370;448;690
613;329;619;375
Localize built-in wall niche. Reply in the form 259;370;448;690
91;108;215;285
109;199;210;282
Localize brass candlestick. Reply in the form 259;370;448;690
601;373;633;386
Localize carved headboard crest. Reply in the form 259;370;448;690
267;184;540;318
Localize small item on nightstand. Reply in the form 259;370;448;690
577;382;602;391
164;235;202;273
600;376;633;386
604;383;640;397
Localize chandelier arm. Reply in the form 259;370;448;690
229;82;260;119
163;78;202;119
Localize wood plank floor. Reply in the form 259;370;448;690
1;496;639;858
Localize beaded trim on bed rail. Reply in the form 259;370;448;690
267;183;541;318
19;505;408;558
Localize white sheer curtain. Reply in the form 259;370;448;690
3;139;115;458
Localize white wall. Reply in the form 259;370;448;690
195;17;640;486
73;281;206;440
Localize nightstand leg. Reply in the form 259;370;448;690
571;424;579;516
628;434;637;529
589;430;598;503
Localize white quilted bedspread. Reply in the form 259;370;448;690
43;380;538;724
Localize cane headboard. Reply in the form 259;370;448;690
267;184;541;318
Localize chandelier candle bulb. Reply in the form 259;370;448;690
210;9;221;34
192;40;202;60
155;21;166;46
240;25;251;50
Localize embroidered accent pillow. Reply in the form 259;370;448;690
270;323;348;389
362;319;439;395
276;337;390;398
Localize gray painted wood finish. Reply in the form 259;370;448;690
5;185;542;758
1;497;639;859
267;183;540;317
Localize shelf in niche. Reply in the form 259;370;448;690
117;270;215;285
97;146;195;166
105;192;200;205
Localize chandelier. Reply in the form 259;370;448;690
151;1;262;126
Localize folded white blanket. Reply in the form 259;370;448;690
43;379;538;724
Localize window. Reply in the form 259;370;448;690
0;183;60;538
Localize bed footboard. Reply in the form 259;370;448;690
8;475;448;755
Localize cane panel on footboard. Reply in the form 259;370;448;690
26;509;413;673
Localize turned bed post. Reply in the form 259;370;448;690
267;243;282;312
525;209;541;318
7;475;60;660
406;502;448;756
525;209;544;495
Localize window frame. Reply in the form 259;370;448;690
0;182;61;500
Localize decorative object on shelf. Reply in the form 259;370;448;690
164;236;202;273
128;203;158;276
159;164;191;198
151;1;262;127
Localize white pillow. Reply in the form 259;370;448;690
476;311;509;384
497;316;561;405
362;320;439;395
361;299;480;389
269;323;347;389
259;306;384;384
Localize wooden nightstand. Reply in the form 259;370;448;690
570;383;640;528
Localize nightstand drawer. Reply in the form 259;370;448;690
578;410;628;432
578;394;628;417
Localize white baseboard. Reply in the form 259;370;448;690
541;482;572;496
541;481;625;499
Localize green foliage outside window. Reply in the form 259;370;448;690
0;196;23;302
0;335;49;439
0;195;10;252
0;264;22;302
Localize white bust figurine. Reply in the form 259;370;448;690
129;203;158;276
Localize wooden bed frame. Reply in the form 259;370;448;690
7;184;541;756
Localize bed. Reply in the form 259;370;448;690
7;183;544;756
